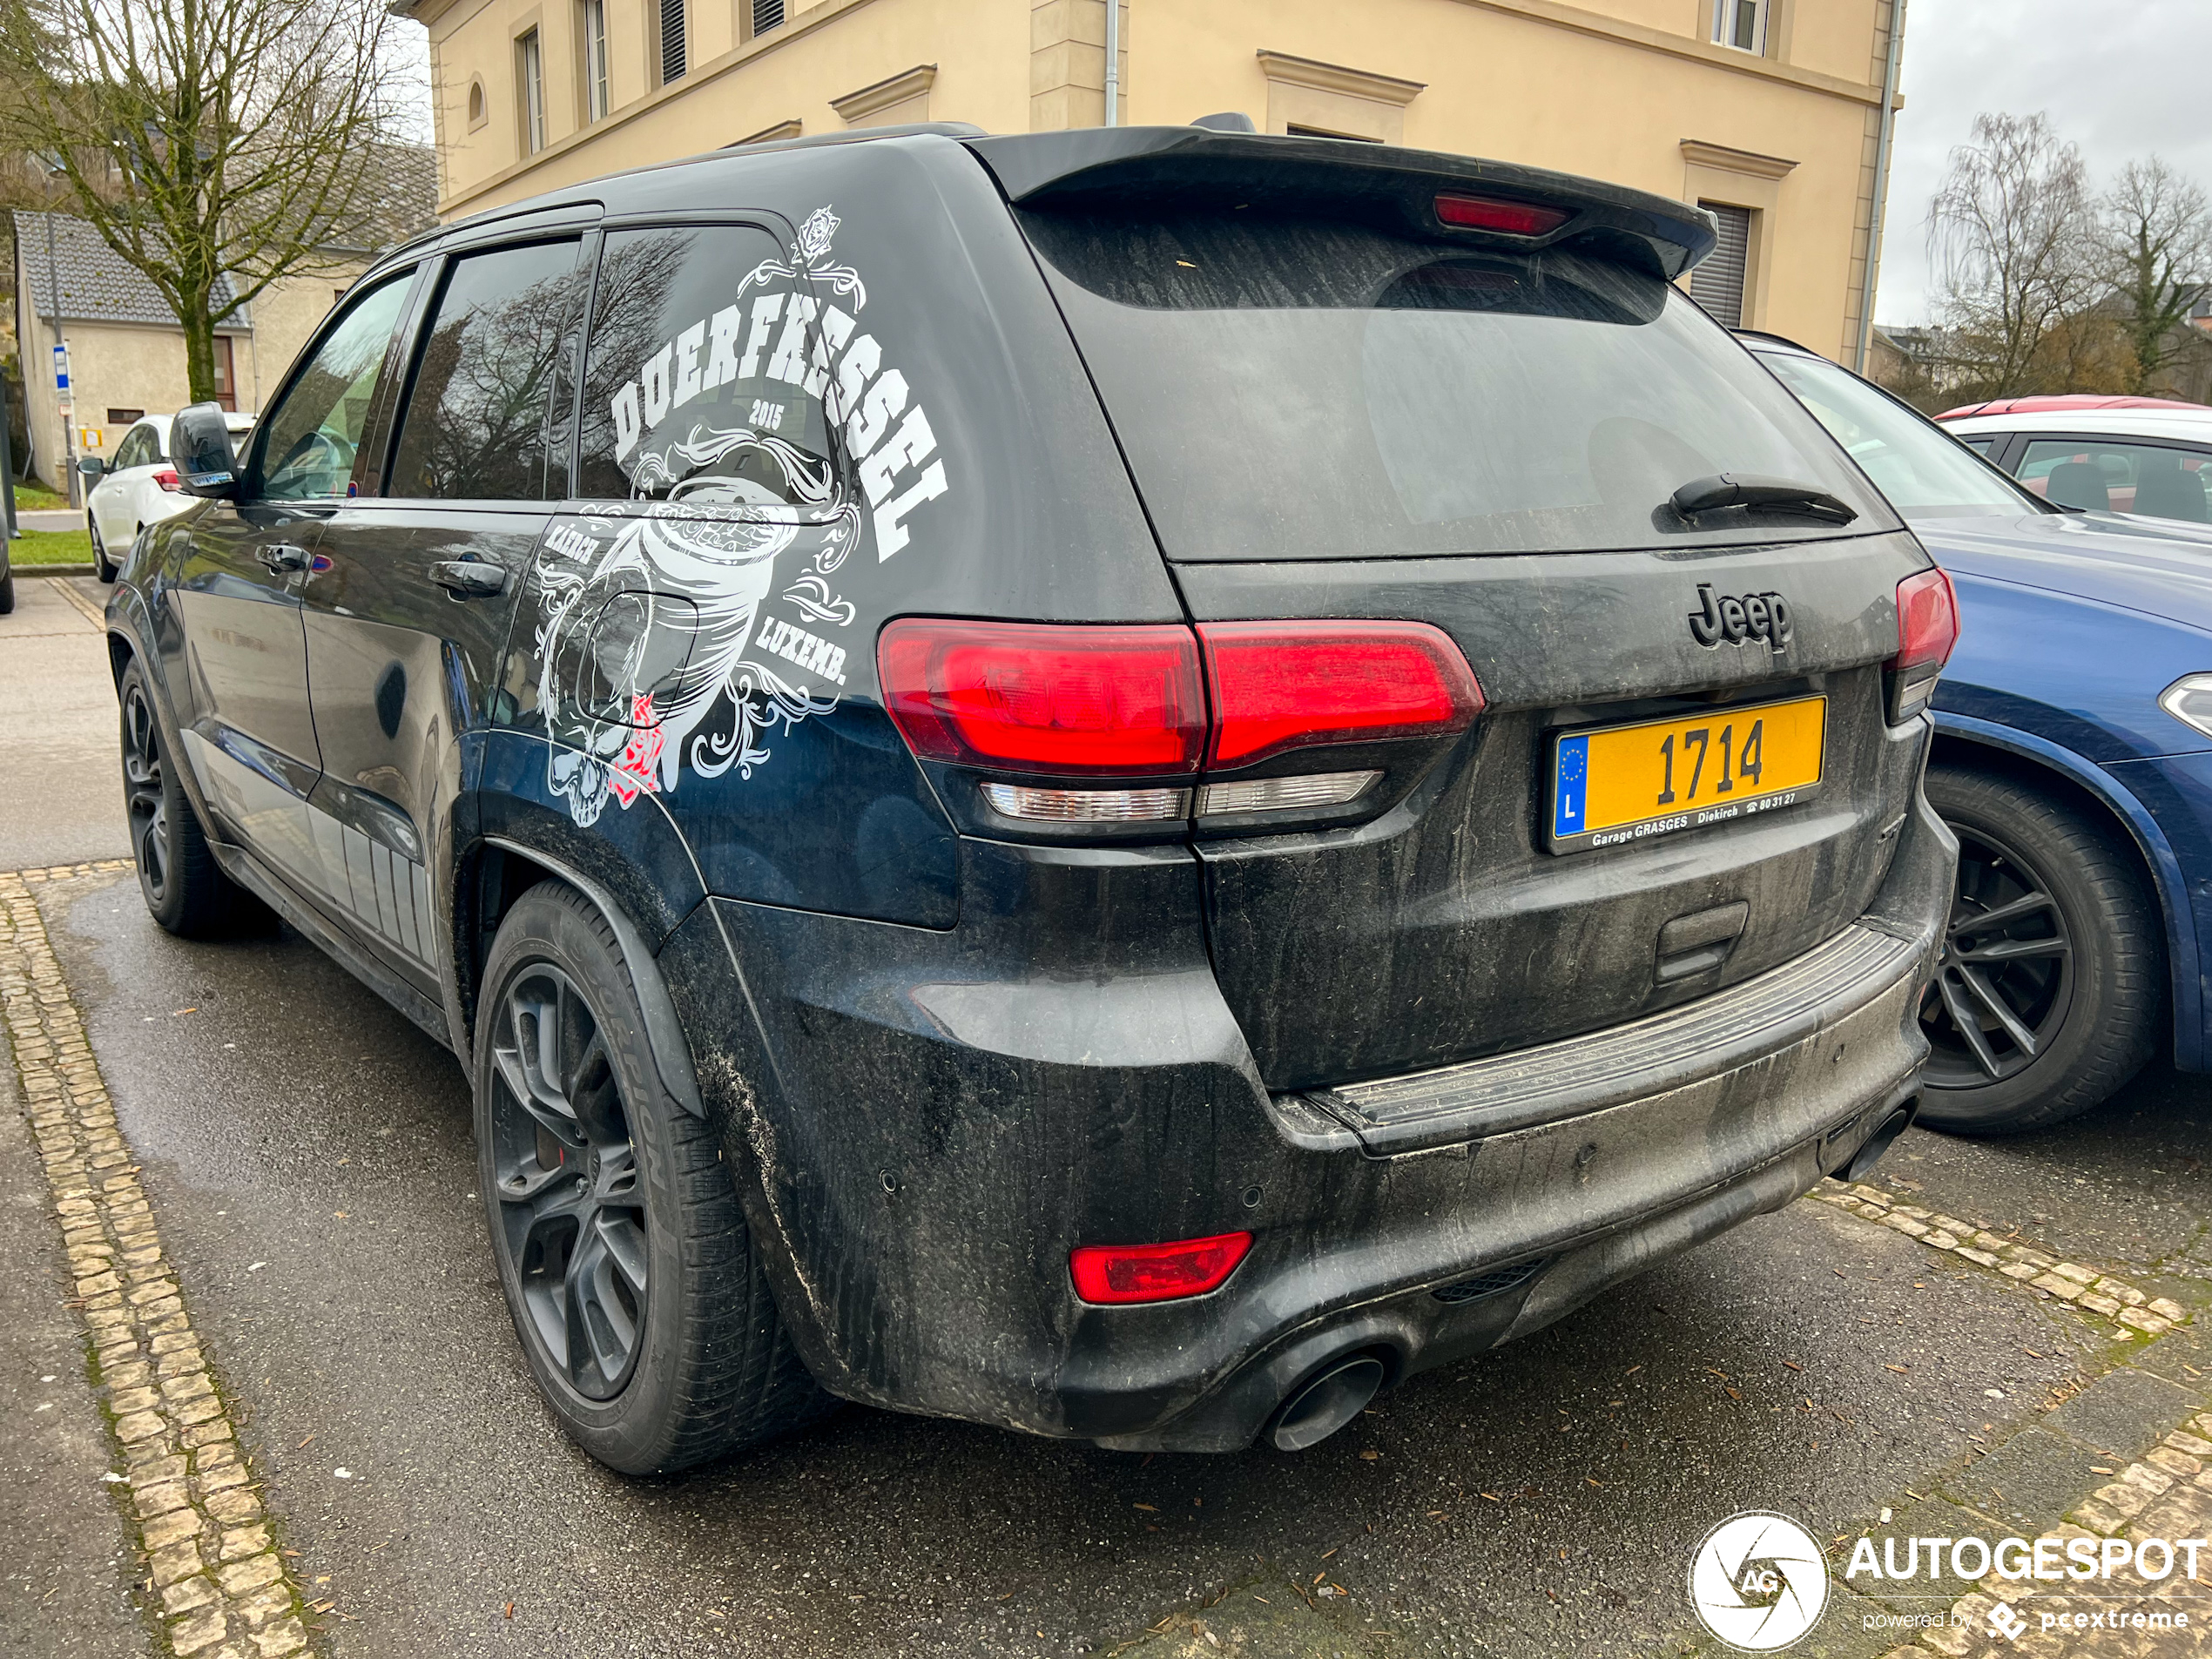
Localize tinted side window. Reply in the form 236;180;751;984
387;239;583;501
259;276;413;502
113;428;152;470
577;224;838;505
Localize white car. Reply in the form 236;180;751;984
1935;395;2212;528
82;411;256;582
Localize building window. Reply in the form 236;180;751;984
467;78;487;130
658;0;686;84
105;407;145;425
1711;0;1767;54
212;338;237;414
517;29;546;154
581;0;609;120
1689;201;1753;329
750;0;783;36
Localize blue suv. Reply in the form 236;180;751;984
1750;332;2212;1136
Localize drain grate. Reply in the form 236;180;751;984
1432;1258;1549;1305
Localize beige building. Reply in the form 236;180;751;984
406;0;1906;366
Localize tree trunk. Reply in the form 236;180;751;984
179;292;219;404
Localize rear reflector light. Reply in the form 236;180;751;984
1070;1231;1252;1305
1196;770;1378;816
1886;567;1959;723
879;620;1204;774
1198;620;1484;768
1435;194;1570;237
152;469;181;493
980;783;1190;822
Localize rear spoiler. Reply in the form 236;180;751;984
963;126;1717;280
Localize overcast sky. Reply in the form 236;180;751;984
1876;0;2212;325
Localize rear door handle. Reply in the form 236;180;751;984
430;560;509;598
257;543;311;574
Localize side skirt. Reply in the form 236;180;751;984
206;837;455;1055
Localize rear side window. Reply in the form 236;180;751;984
2019;437;2212;523
577;223;840;507
1020;210;1892;559
258;275;413;501
387;239;583;500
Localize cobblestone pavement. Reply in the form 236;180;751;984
3;867;314;1657
3;860;2206;1659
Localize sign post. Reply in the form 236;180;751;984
53;340;78;510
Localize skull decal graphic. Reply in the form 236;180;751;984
534;206;948;826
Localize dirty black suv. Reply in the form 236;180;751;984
105;121;1956;1472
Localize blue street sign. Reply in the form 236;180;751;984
52;342;68;390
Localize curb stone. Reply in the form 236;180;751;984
1811;1179;2194;1340
0;867;314;1658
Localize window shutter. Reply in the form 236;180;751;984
1690;202;1751;329
660;0;686;83
752;0;784;33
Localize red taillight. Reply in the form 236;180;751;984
152;469;181;493
1892;568;1959;669
1069;1231;1252;1305
1434;194;1570;237
1886;567;1959;723
878;619;1204;775
1199;620;1485;768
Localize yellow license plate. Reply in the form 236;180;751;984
1549;695;1826;853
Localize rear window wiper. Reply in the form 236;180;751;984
1669;473;1858;526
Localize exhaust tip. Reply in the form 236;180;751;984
1266;1353;1387;1453
1844;1101;1918;1183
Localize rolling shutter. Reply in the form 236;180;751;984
659;0;686;83
752;0;784;32
1690;202;1751;329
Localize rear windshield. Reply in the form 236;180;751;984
1752;347;2036;519
1020;210;1895;560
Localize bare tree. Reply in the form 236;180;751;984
2101;157;2212;395
1928;112;2103;399
0;0;416;401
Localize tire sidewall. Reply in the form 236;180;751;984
473;885;695;1473
1919;771;2155;1131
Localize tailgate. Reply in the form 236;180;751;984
1177;535;1928;1089
995;137;1924;1089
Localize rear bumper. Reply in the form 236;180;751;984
660;783;1952;1451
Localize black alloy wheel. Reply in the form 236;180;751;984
1914;765;2160;1136
116;658;264;937
121;679;172;907
474;881;831;1473
485;962;651;1401
1919;821;2073;1087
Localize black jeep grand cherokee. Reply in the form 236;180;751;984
106;121;1955;1472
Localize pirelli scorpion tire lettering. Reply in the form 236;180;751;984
1916;765;2161;1137
474;881;833;1473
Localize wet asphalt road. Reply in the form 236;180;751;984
0;575;131;871
44;867;2174;1659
